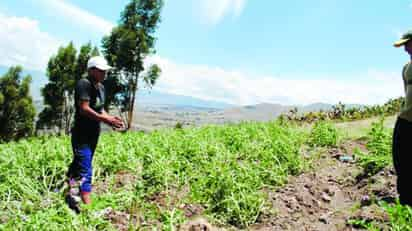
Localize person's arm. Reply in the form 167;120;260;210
102;109;123;122
75;79;123;128
403;64;408;93
101;109;125;130
79;101;123;128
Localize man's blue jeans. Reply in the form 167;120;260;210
67;134;99;193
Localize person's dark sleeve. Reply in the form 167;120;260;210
100;83;105;102
76;79;91;102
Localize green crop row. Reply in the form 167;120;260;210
0;119;337;229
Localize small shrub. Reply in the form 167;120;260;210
308;121;338;147
356;118;392;176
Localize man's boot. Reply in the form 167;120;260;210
81;191;92;204
65;178;81;213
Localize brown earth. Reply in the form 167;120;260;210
250;140;396;231
91;140;397;231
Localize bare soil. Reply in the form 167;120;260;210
250;140;396;231
92;140;397;231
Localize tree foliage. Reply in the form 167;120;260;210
0;66;36;142
102;0;163;129
36;42;100;134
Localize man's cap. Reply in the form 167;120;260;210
394;30;412;47
87;56;112;71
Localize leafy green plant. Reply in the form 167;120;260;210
357;201;412;231
308;121;338;147
347;218;380;231
366;118;392;156
356;118;392;176
383;201;412;231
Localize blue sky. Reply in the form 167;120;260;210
0;0;410;105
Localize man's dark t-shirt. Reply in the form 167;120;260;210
72;77;105;143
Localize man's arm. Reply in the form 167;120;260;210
79;101;123;128
101;109;125;130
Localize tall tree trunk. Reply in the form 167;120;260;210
60;91;66;135
63;91;71;135
127;75;138;130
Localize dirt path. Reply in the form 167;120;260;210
248;140;397;231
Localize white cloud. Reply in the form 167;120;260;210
0;13;62;70
198;0;246;25
0;0;115;71
37;0;114;35
148;56;403;106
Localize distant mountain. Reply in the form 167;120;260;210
0;66;233;110
222;103;293;122
0;66;365;114
221;101;368;123
300;103;334;112
299;103;365;112
136;90;233;109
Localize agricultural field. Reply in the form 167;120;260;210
0;116;411;230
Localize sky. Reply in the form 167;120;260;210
0;0;411;106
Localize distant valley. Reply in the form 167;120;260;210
1;66;349;131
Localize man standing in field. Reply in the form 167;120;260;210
66;56;124;209
393;31;412;206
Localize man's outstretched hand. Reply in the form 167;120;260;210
104;115;124;129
